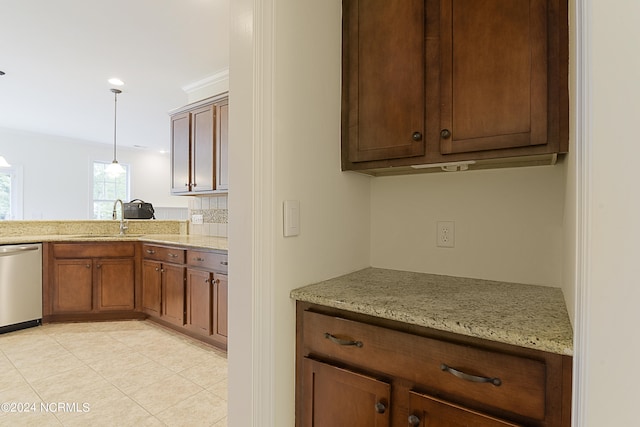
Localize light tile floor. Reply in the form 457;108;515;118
0;320;227;426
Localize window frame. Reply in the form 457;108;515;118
91;160;131;219
0;165;24;220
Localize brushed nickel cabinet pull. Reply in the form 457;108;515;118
146;249;156;254
324;332;363;348
168;253;178;258
440;363;502;386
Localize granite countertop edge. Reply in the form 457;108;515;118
0;234;228;251
291;267;573;356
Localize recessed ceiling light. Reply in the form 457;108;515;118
108;78;124;86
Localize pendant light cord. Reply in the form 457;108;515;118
111;88;122;163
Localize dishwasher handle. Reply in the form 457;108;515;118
0;245;41;257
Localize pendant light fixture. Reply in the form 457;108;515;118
105;88;125;177
0;155;10;168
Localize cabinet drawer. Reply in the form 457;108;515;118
53;242;135;258
302;310;546;420
142;244;185;264
186;250;228;273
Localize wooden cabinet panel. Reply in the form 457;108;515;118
162;263;186;326
408;391;521;427
49;242;138;317
96;258;135;311
171;112;191;194
216;99;229;191
296;303;571;427
142;260;162;317
52;259;93;313
170;94;228;195
191;104;216;193
143;244;185;264
342;0;425;164
341;0;569;173
303;310;545;420
213;273;228;340
186;268;212;335
186;249;228;273
302;358;390;427
53;242;136;258
142;244;227;349
440;0;548;154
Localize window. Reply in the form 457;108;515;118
0;166;23;220
92;161;130;219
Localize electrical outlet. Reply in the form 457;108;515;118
437;221;455;248
191;214;204;225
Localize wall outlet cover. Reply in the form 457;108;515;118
437;221;455;248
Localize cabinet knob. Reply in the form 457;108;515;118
86;264;91;268
412;131;423;141
155;267;160;272
96;264;101;269
374;402;387;414
440;129;451;139
214;278;220;285
220;261;228;266
408;414;421;426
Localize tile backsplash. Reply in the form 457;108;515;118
188;195;228;237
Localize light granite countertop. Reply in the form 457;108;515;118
0;220;227;251
291;267;573;356
0;233;227;251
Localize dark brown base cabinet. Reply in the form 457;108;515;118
44;242;141;321
296;302;572;427
43;241;228;351
142;244;228;350
186;249;228;347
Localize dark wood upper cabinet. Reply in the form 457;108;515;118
341;0;568;174
342;0;426;163
440;0;549;154
170;93;229;195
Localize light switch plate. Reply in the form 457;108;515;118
192;214;204;225
283;200;300;237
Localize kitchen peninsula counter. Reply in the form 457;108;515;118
291;267;573;355
0;220;227;251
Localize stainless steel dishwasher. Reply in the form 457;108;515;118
0;243;43;333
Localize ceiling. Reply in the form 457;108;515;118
0;0;229;152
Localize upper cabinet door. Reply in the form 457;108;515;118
170;112;191;193
440;0;548;154
342;0;426;165
216;100;229;191
191;104;216;193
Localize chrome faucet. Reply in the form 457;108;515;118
112;199;129;235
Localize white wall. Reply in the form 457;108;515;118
228;0;371;425
580;0;640;425
0;127;186;219
370;164;566;286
